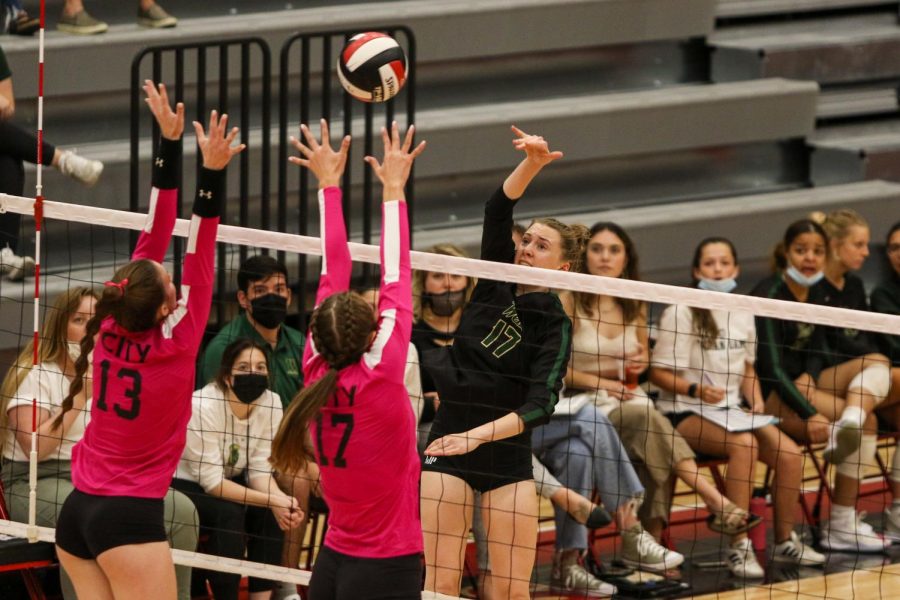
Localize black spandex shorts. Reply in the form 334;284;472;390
665;411;696;430
56;488;167;559
421;433;533;493
308;545;422;600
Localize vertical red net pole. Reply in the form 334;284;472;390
27;0;46;543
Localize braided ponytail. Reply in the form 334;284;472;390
52;259;167;430
52;297;110;430
271;292;376;473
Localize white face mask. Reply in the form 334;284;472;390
697;278;737;293
67;341;82;363
785;266;825;288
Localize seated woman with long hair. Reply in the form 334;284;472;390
557;222;760;574
650;237;824;577
0;287;198;600
752;218;891;553
172;337;300;600
811;210;900;542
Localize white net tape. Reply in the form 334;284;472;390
0;520;461;599
1;192;897;335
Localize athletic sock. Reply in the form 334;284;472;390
839;406;865;427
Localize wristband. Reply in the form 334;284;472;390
687;383;699;399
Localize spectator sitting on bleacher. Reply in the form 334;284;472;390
53;0;176;35
871;221;900;366
752;218;892;553
0;44;103;281
174;338;302;600
813;210;900;542
410;243;476;447
200;254;304;405
650;236;824;577
198;253;307;599
555;221;762;575
0;287;199;600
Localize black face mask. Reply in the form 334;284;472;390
250;293;288;329
424;290;466;317
231;373;268;404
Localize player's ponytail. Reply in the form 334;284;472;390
53;297;110;430
53;259;165;430
271;292;376;473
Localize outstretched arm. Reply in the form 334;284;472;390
502;126;564;200
291;120;352;310
361;122;425;380
168;107;245;347
132;80;185;262
481;126;563;264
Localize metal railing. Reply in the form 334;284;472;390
130;38;272;325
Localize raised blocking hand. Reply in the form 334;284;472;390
143;80;184;141
193;110;246;171
289;118;351;189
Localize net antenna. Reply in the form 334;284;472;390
26;0;47;544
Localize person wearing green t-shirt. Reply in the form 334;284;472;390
199;254;304;405
198;254;310;595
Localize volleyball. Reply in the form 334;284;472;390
337;32;408;103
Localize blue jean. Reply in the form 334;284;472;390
533;404;644;551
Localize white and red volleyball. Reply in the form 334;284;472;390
337;32;408;103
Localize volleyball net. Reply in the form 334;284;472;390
0;190;898;597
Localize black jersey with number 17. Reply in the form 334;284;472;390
423;187;571;440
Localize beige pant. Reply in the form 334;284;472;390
608;402;695;526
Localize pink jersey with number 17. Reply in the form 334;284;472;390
303;186;422;559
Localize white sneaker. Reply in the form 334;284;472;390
57;150;104;187
621;525;685;573
771;531;826;566
821;510;889;553
726;538;764;579
0;246;35;281
551;550;617;597
822;418;863;466
884;505;900;544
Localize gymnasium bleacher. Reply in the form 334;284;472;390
1;0;896;289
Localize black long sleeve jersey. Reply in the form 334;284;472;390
813;274;879;361
422;187;571;442
751;274;834;419
871;271;900;366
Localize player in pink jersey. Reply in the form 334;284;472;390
271;119;425;600
51;80;247;599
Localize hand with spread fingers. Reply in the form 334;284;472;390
193;110;246;170
289;118;351;189
364;121;426;202
143;80;184;141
